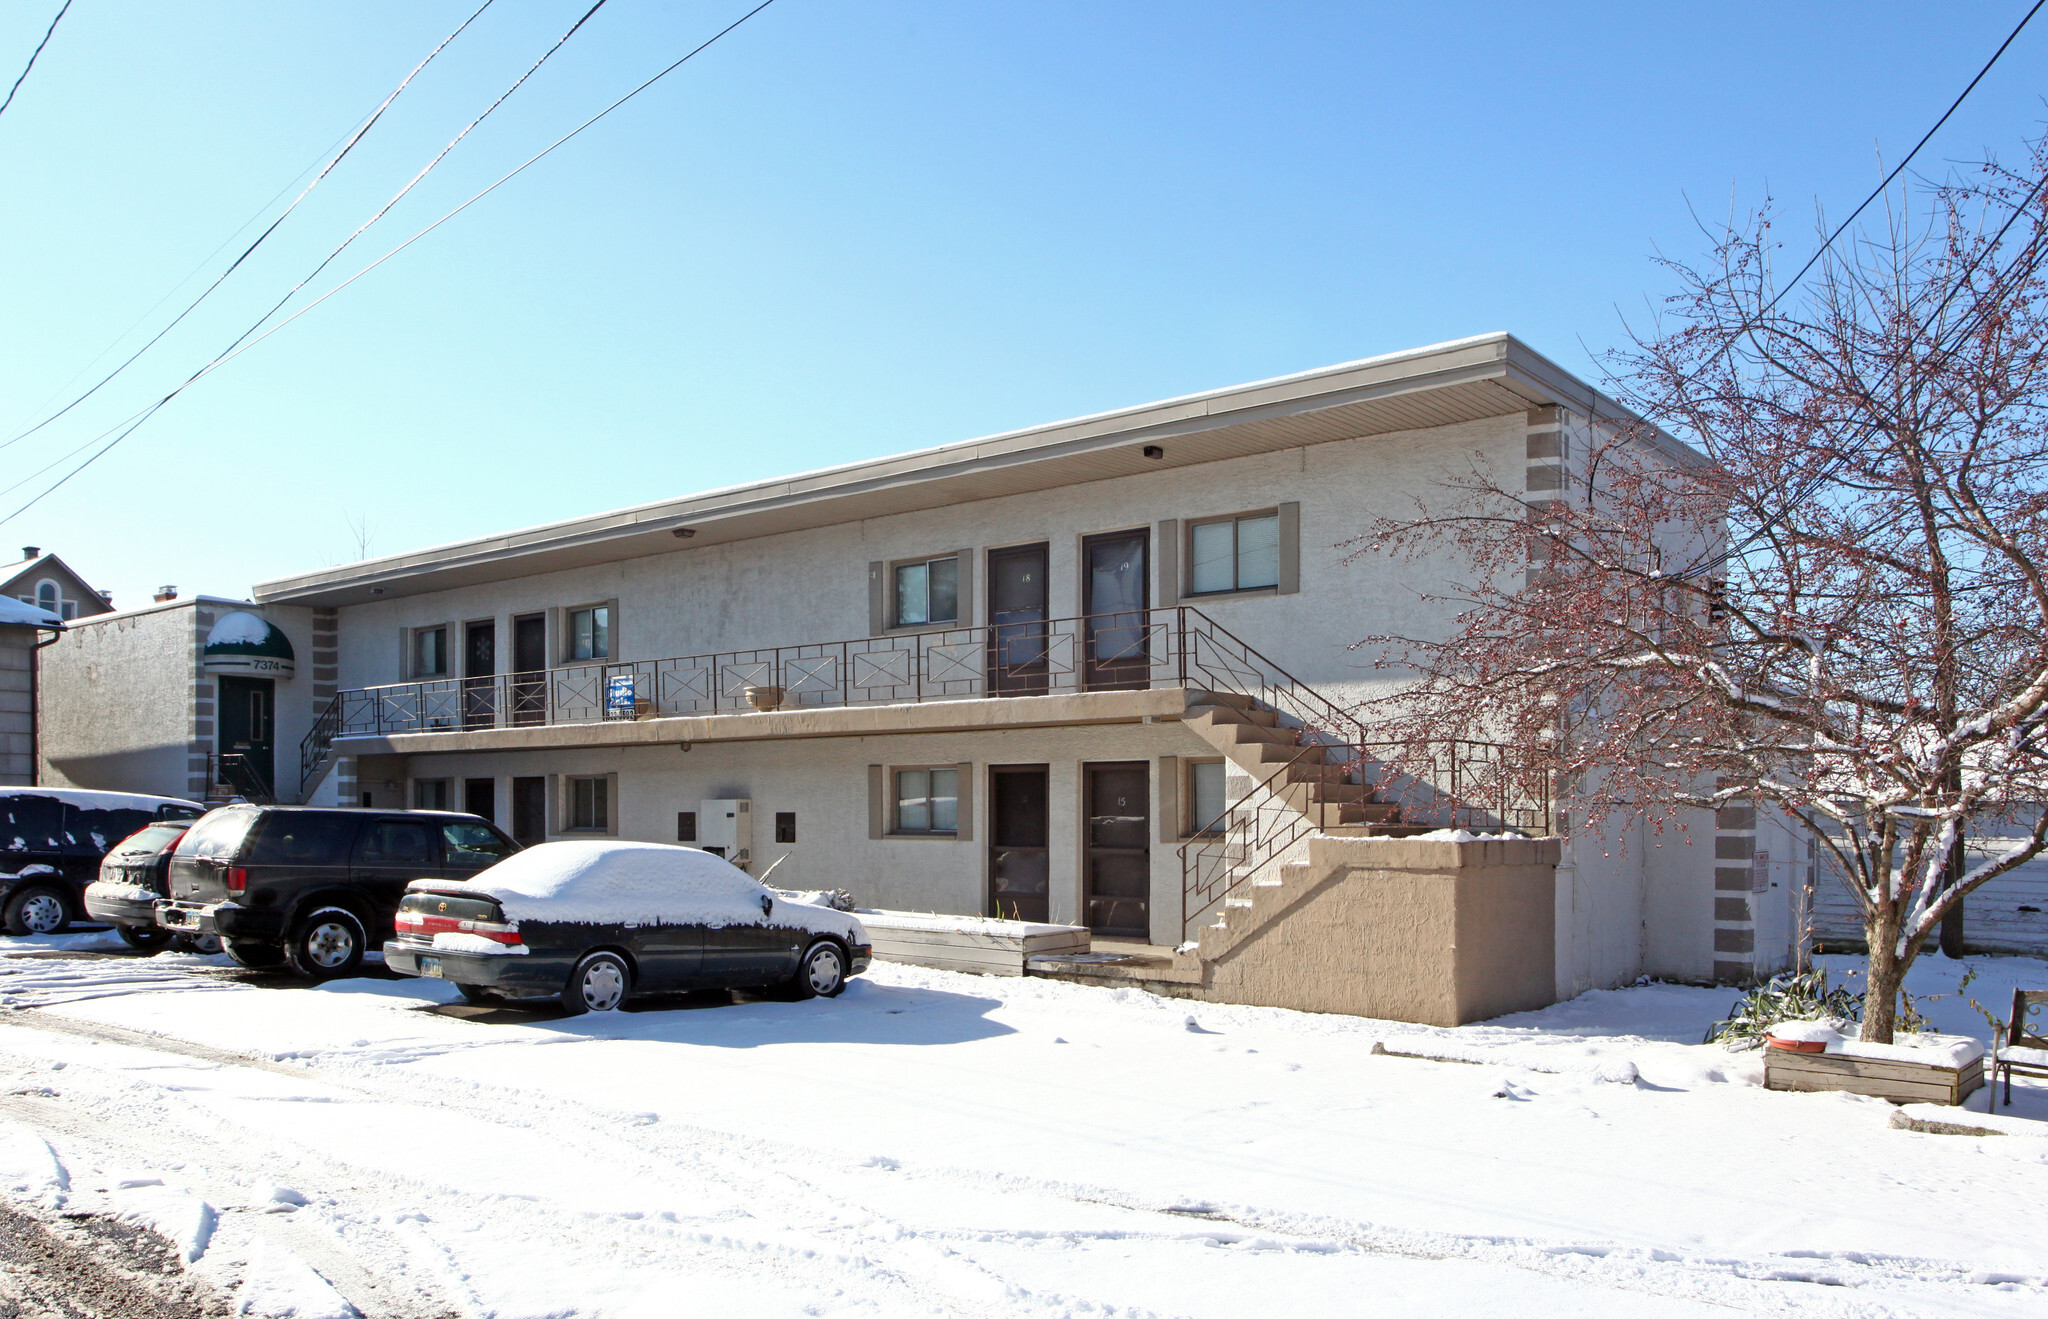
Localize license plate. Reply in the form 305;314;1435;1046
418;956;444;978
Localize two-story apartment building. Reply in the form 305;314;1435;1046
255;334;1804;1002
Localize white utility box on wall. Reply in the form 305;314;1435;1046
698;798;753;870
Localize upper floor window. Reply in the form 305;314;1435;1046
413;626;448;678
1188;513;1280;595
569;606;610;661
29;579;75;619
895;556;958;627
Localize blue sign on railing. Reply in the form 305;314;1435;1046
604;674;637;719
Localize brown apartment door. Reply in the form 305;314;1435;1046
464;777;495;824
1083;761;1150;938
511;776;547;846
988;766;1050;922
1082;529;1149;690
463;621;496;729
511;613;547;726
987;543;1050;695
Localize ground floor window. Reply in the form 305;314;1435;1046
569;775;609;831
413;778;451;811
1188;759;1227;835
895;767;958;834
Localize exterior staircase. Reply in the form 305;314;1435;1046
1181;690;1425;836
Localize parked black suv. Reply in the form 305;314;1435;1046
157;806;518;978
0;787;205;935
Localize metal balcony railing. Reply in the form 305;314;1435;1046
303;606;1372;792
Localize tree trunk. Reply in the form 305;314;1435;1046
1938;831;1968;958
1861;916;1902;1043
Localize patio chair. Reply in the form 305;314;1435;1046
1992;989;2048;1107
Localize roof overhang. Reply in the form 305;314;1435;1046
254;333;1698;607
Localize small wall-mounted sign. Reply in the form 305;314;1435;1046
604;674;636;719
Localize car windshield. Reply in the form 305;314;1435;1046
178;808;258;860
112;822;189;857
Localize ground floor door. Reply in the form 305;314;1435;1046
988;765;1049;922
1083;761;1149;938
217;676;275;797
464;777;495;824
511;613;547;726
511;776;546;845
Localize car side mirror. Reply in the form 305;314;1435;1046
760;893;773;917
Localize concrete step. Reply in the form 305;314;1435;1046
1189;690;1258;711
1246;742;1326;765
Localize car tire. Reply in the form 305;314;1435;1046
286;907;366;981
222;938;286;970
787;940;848;1000
455;982;496;1006
559;951;631;1015
116;924;173;952
3;886;71;936
173;933;223;955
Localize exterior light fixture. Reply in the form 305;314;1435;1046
672;528;696;538
1142;445;1164;460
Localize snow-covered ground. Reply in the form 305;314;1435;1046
2;931;2045;1318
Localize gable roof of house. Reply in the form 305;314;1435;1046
253;332;1703;607
0;552;112;618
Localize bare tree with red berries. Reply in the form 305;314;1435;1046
1355;141;2048;1041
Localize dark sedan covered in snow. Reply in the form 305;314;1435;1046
384;840;872;1014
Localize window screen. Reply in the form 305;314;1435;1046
894;557;958;627
570;776;609;830
677;811;697;842
775;811;796;844
1189;514;1281;594
1189;761;1228;835
895;768;959;833
569;607;610;661
414;627;447;677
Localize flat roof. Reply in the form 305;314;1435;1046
255;333;1696;607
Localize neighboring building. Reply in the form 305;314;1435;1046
0;597;65;785
38;595;314;804
0;547;113;621
241;333;1800;1005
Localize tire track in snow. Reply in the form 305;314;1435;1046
12;997;2038;1318
0;1010;1064;1318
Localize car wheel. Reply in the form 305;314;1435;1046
788;940;848;1000
222;937;286;970
559;951;631;1015
455;982;497;1006
173;933;224;955
3;886;71;936
286;907;366;980
116;924;173;952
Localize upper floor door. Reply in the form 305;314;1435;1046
463;620;496;728
987;542;1049;695
511;613;546;726
1082;529;1149;691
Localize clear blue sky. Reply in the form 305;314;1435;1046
1;1;2043;609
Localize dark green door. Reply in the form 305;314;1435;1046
217;676;276;796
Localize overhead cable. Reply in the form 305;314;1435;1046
0;0;497;452
0;0;74;122
0;0;778;527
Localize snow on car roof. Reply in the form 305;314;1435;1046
422;839;793;928
0;786;202;811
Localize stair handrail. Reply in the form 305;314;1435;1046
1179;739;1362;939
1170;607;1371;747
300;692;342;796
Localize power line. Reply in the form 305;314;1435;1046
0;0;780;527
0;0;73;122
1760;0;2046;316
0;0;498;453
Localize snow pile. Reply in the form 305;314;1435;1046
430;931;527;956
84;879;156;905
423;840;866;942
1766;1020;1985;1066
206;611;273;646
0;597;61;628
774;887;856;912
1408;828;1529;842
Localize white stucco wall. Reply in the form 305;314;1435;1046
328;415;1529;710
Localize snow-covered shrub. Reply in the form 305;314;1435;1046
1704;969;1863;1049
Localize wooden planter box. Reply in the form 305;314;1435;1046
1765;1045;1984;1106
859;910;1090;977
